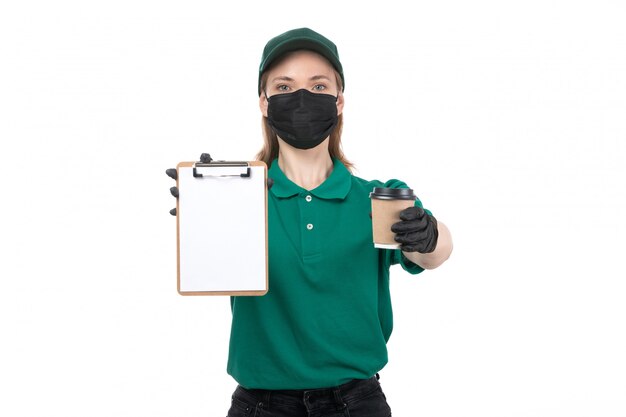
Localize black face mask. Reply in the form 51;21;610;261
266;89;338;150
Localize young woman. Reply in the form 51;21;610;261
168;27;452;417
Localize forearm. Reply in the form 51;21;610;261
402;221;452;269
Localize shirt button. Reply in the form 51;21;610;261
306;223;314;230
305;195;312;202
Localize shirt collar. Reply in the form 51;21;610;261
268;157;352;200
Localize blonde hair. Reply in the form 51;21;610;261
255;67;354;172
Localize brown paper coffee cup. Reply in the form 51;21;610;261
370;187;416;249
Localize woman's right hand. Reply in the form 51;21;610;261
165;168;178;216
167;153;274;216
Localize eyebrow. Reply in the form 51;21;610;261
271;76;294;83
270;75;332;83
309;75;331;82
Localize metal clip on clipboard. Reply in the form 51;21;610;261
192;153;251;178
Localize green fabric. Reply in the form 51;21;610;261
227;158;425;389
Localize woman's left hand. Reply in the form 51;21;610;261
391;207;439;253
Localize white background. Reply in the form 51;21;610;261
1;1;625;416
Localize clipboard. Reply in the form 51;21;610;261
176;157;268;296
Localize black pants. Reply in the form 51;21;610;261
227;374;392;417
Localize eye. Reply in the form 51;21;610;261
277;84;290;92
312;84;326;92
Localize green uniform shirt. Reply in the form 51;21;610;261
227;158;426;389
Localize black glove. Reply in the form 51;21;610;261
166;168;178;216
166;153;212;216
391;206;438;253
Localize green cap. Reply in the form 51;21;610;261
258;27;344;95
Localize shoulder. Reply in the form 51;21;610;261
350;174;411;192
